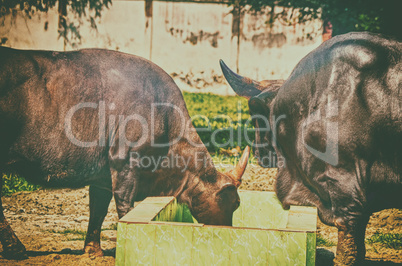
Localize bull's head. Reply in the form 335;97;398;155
189;146;250;226
219;60;283;167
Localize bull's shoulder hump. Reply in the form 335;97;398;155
328;32;401;70
73;48;147;62
77;48;170;74
76;49;182;97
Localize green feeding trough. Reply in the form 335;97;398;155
116;190;317;265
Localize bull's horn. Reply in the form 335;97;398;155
228;146;250;187
220;59;285;99
220;60;262;99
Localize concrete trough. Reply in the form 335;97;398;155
116;190;317;265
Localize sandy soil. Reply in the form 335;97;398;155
1;166;401;265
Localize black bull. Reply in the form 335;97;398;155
221;32;401;265
0;47;250;259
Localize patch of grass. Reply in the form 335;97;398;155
2;174;41;196
367;232;402;249
47;229;86;241
103;223;118;231
183;92;254;154
316;234;336;247
68;236;86;241
48;229;109;241
48;229;86;236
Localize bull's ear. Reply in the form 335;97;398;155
220;59;262;99
248;90;278;115
216;183;237;202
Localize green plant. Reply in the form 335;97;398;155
183;92;255;154
226;0;400;40
2;174;41;196
367;232;402;249
316;234;336;247
0;0;111;48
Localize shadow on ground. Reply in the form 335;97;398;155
316;248;335;266
1;248;115;259
24;248;116;258
316;248;402;266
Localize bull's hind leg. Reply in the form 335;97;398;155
0;174;27;260
84;183;113;256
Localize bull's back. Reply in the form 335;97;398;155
0;47;185;186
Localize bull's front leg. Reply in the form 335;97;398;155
0;175;27;260
84;184;113;256
334;214;370;266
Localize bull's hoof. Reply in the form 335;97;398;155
2;244;28;260
334;253;366;266
334;247;364;266
83;242;104;257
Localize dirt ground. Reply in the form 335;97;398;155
1;166;401;265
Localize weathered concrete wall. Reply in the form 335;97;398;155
0;1;322;95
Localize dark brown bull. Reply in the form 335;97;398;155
0;46;250;259
221;32;401;265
